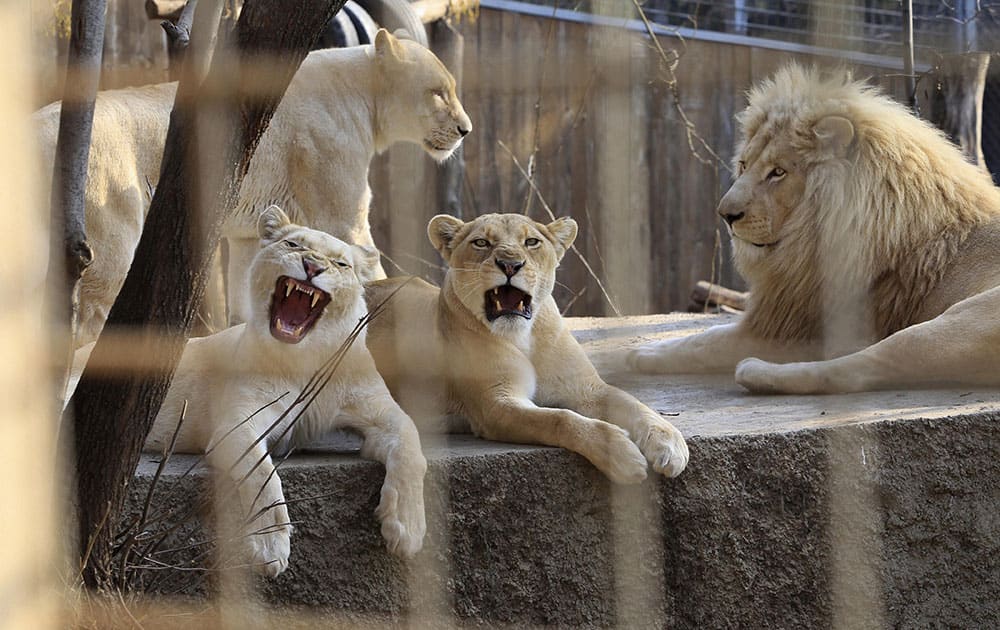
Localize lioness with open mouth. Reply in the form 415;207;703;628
72;206;427;576
365;213;688;483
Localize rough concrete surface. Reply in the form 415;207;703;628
125;314;1000;628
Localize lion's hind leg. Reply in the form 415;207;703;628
627;322;816;374
736;287;1000;394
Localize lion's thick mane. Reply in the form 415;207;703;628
737;65;1000;345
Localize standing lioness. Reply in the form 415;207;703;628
35;29;472;345
366;213;688;482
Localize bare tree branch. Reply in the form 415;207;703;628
48;0;105;405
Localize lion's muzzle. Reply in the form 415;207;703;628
269;276;332;343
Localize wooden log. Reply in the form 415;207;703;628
411;0;478;24
690;280;748;311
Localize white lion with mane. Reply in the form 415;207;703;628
629;64;1000;392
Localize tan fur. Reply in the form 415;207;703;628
70;208;426;575
36;29;471;346
630;65;1000;383
366;214;688;483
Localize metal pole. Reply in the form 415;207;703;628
902;0;916;108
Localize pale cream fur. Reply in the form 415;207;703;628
366;213;688;483
36;29;472;346
629;65;1000;391
70;207;426;576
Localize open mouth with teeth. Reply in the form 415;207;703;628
269;276;332;343
484;285;532;321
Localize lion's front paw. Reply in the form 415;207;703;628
247;518;292;577
593;423;648;484
637;424;689;478
375;470;427;559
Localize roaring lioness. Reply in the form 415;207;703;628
72;207;427;576
365;213;689;482
35;29;471;345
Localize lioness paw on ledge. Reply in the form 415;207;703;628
365;212;689;481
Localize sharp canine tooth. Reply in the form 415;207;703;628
518;300;524;311
311;293;320;308
276;317;284;329
494;299;502;311
285;281;293;297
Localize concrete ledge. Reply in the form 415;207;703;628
126;314;1000;627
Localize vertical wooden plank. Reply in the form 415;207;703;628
714;38;753;293
645;39;678;313
589;26;651;315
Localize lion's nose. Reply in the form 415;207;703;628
457;125;470;137
303;257;327;279
496;258;525;278
721;210;745;227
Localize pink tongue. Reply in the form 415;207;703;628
498;286;525;310
278;291;312;326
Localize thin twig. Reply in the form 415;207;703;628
77;500;113;585
561;286;587;315
498;140;622;316
631;0;732;174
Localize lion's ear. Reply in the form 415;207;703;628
428;214;465;261
350;244;382;283
258;205;291;241
546;217;578;257
374;28;405;63
813;115;854;158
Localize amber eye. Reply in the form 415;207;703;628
737;160;746;174
472;238;491;249
768;167;786;180
524;237;541;247
284;240;300;248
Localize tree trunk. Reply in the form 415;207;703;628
48;0;105;403
69;0;346;590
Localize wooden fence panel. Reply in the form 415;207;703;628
33;3;913;315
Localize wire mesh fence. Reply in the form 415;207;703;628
517;0;1000;60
